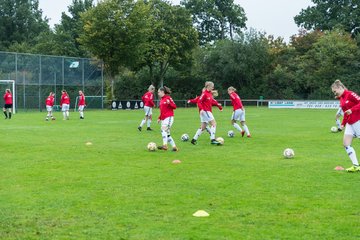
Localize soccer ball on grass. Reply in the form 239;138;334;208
283;148;295;159
330;126;338;133
227;130;234;138
147;142;157;151
181;133;189;142
216;137;224;145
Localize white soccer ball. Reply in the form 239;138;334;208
216;137;224;145
227;130;234;138
283;148;295;159
331;126;338;133
181;133;189;142
147;142;157;151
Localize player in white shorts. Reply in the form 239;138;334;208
331;79;360;172
228;86;251;137
138;85;155;131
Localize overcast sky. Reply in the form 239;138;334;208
38;0;313;42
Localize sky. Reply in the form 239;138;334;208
38;0;313;42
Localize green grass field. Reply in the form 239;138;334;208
0;107;359;239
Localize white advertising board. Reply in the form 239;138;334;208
268;100;340;109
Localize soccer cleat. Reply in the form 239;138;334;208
247;135;251;138
241;131;245;137
346;165;360;172
211;139;220;145
191;139;197;145
138;126;142;131
147;127;153;131
45;118;49;121
338;128;342;132
172;146;179;152
157;145;168;150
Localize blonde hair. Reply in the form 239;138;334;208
331;79;347;90
228;86;236;92
212;90;218;97
205;81;214;89
148;85;155;91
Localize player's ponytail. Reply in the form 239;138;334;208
159;86;171;95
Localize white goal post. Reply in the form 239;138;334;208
74;95;105;111
0;80;16;114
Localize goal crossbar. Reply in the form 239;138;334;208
0;80;16;114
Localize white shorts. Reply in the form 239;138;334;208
78;105;85;111
144;106;153;116
344;121;360;138
161;117;174;129
336;108;344;117
62;104;70;112
200;111;214;123
231;109;245;122
46;105;53;112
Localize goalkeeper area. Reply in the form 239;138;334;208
0;51;104;111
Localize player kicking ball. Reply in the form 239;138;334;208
331;79;360;172
157;86;178;152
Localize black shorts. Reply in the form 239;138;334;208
4;104;12;109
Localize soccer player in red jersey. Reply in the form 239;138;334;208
3;89;13;119
60;90;70;120
331;79;360;172
138;85;155;131
157;86;178;151
45;92;56;121
78;90;86;119
190;81;222;145
228;86;251;137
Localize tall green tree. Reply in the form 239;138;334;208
294;0;360;35
0;0;49;50
143;0;198;87
32;0;93;57
181;0;247;45
78;0;152;98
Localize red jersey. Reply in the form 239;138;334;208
198;90;222;112
158;95;176;120
188;95;222;112
229;92;243;111
339;90;360;125
78;94;85;106
142;91;155;107
45;95;55;106
60;93;70;106
4;93;12;104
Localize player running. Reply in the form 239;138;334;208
157;86;178;151
78;90;86;119
227;86;251;137
331;79;360;172
190;81;222;145
45;92;55;121
138;85;155;131
60;90;70;120
3;89;13;119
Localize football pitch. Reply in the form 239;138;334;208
0;107;359;239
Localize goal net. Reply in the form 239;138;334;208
74;96;106;111
0;80;16;114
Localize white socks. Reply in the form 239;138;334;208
345;146;359;166
193;128;203;140
233;123;242;132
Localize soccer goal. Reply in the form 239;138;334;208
0;80;16;114
74;95;106;111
